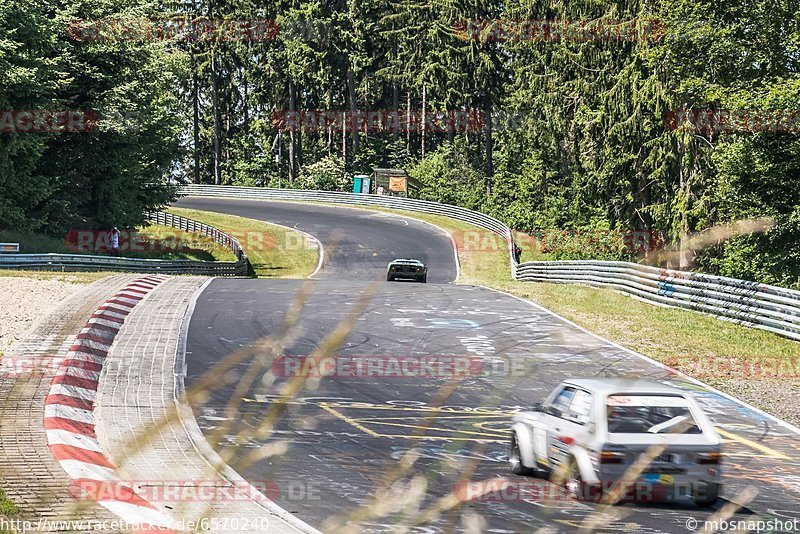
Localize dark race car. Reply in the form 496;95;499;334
387;258;427;283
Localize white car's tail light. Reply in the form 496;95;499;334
696;452;721;464
599;450;625;464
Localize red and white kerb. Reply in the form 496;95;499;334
43;276;178;532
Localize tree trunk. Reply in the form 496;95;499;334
243;72;249;140
347;66;359;158
192;59;200;184
297;84;303;171
485;96;494;188
326;91;334;154
211;52;222;185
392;83;400;142
288;78;296;183
676;136;692;270
225;112;231;184
678;176;692;269
421;85;426;158
406;92;411;154
342;114;347;163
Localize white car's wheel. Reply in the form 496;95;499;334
562;457;603;503
509;433;534;476
693;482;720;507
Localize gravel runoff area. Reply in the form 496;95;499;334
0;276;85;351
703;377;800;428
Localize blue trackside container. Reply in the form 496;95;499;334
353;175;370;193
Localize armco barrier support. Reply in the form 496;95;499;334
178;184;800;342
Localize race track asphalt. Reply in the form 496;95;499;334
177;197;800;533
175;196;457;283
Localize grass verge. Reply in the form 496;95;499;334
0;487;19;533
134;224;237;262
0;226;234;262
0;489;18;516
166;207;318;278
0;222;235;282
0;208;318;279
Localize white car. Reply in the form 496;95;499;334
510;378;722;506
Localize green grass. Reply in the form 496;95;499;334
134;224;237;262
0;488;19;516
167;207;318;278
347;205;800;373
0;225;235;262
0;208;318;280
0;487;19;534
0;230;73;254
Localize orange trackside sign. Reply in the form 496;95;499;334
389;176;406;192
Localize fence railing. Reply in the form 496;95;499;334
146;211;247;264
0;212;250;276
179;184;800;342
515;260;800;341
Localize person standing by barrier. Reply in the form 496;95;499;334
513;243;522;263
109;227;120;255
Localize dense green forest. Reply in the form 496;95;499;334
1;0;799;287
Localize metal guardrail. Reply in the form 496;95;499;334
146;211;248;265
0;253;246;275
179;184;800;342
0;213;249;276
515;260;800;341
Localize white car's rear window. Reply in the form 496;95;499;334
606;395;702;434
